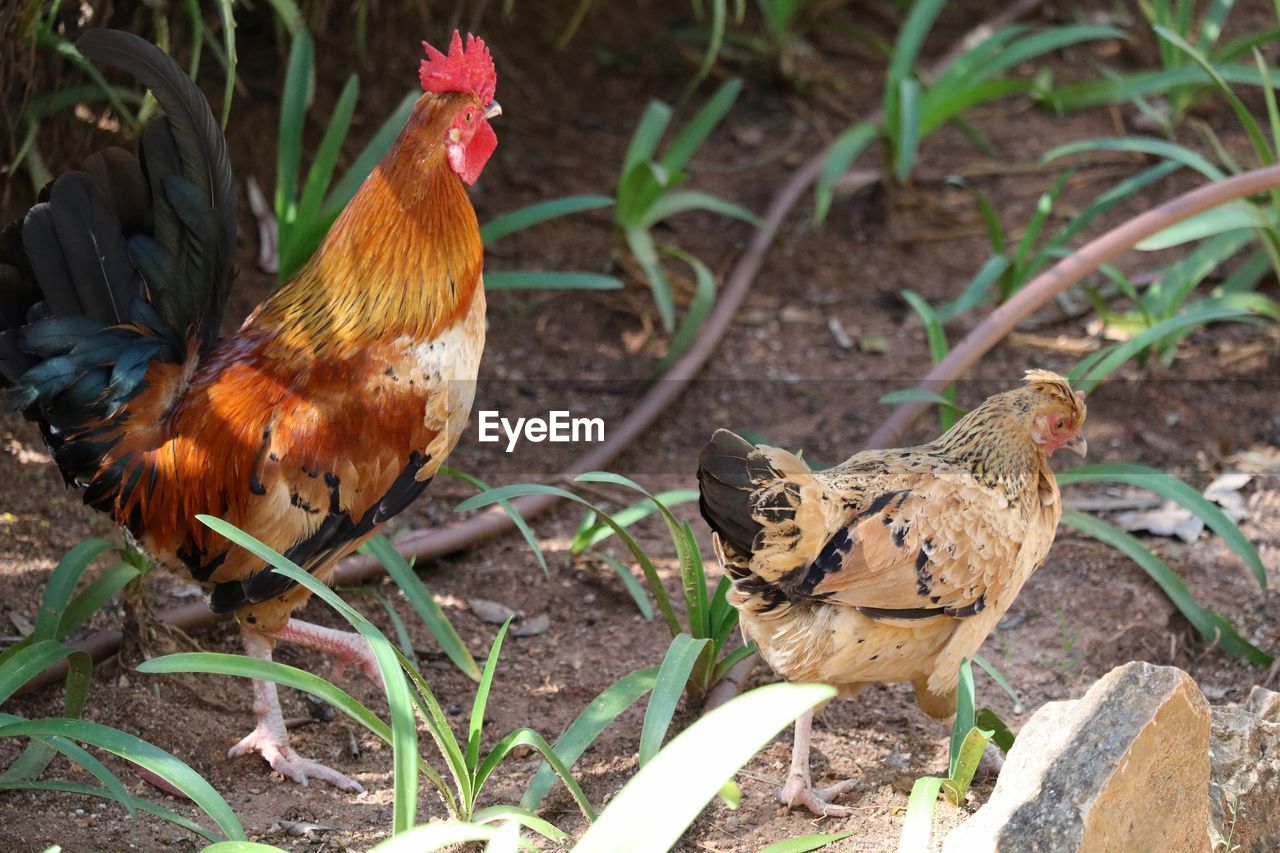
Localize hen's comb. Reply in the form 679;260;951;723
419;31;496;105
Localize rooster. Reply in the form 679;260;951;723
0;29;500;791
697;371;1087;816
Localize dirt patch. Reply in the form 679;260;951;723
2;1;1278;850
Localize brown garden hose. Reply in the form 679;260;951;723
24;0;1057;692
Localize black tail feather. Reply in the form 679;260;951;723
697;429;764;556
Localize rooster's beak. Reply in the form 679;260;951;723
484;100;502;120
1063;432;1088;457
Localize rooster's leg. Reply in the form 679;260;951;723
228;628;364;792
275;619;383;686
777;709;857;818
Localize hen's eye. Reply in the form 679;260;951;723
1055;418;1066;430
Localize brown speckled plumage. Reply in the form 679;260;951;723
699;370;1087;717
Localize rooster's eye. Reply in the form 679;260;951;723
465;111;474;122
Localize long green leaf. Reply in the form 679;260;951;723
1044;136;1227;180
59;562;140;640
585;551;654;620
0;779;219;842
34;539;113;642
468;620;511;773
899;776;944;853
948;658;976;778
639;635;710;766
1061;509;1271;665
484;272;623;291
522;666;657;809
442;466;548;576
574;684;834;853
639;189;762;230
473;727;596;821
481;195;614;245
757;832;855;853
659;78;742;176
0;718;243;840
362;534;480;680
571;489;700;554
1058;463;1266;591
138;653;391;742
814;121;878;223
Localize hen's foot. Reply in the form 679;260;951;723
777;773;856;818
229;724;363;792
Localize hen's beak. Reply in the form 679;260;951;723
484;100;502;120
1063;432;1088;457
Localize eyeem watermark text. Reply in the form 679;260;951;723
477;410;605;452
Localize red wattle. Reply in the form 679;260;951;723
459;120;497;185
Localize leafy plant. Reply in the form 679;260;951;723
480;195;623;292
899;660;1006;852
1046;0;1280;126
273;29;417;281
142;516;592;841
614;78;762;335
457;472;754;698
815;2;1121;219
0;541;243;843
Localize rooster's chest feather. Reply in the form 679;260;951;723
402;287;487;461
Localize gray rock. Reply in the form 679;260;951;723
1209;698;1280;853
944;661;1211;853
1241;685;1280;723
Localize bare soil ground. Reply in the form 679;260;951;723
1;1;1278;850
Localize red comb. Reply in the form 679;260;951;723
420;31;496;105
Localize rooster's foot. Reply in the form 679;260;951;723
777;775;857;818
229;724;363;792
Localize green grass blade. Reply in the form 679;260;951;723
521;666;658;809
360;588;418;666
893;78;922;181
684;0;728;96
0;641;85;705
622;101;673;182
214;0;237;128
974;708;1016;754
899;775;944;852
900;291;955;429
456;484;682;634
475;727;596;821
34;540;113;642
472;804;568;842
1061;509;1272;665
887;0;947;99
814;121;878;223
660;78;742;176
442;466;548;576
935;255;1010;321
0;718;243;840
585;552;654;620
1044;136;1226;180
11;735;133;816
1153;25;1274;165
0;780;220;842
948;659;976;778
574;683;835;853
757;831;855;853
276;30;314;226
139;652;391;742
639;635;710;766
947;177;1006;257
392;649;468;813
1070;305;1260;392
295;74;359;230
639;189;763;230
1134;200;1262;250
321;91;418;220
1013;172;1070;281
626;226;676;332
971;653;1022;708
484;271;623;291
368;821;506;852
59;562;140;640
362;534;480;680
710;642;755;685
1057;463;1266;592
468;620;511;773
878;389;967;417
481;195;614;245
572;489;700;554
942;726;992;806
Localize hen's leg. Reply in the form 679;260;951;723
228;628;364;792
777;709;857;817
275;619;383;686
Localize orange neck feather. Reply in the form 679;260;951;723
253;92;483;355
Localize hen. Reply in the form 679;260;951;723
0;29;500;791
697;370;1087;816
